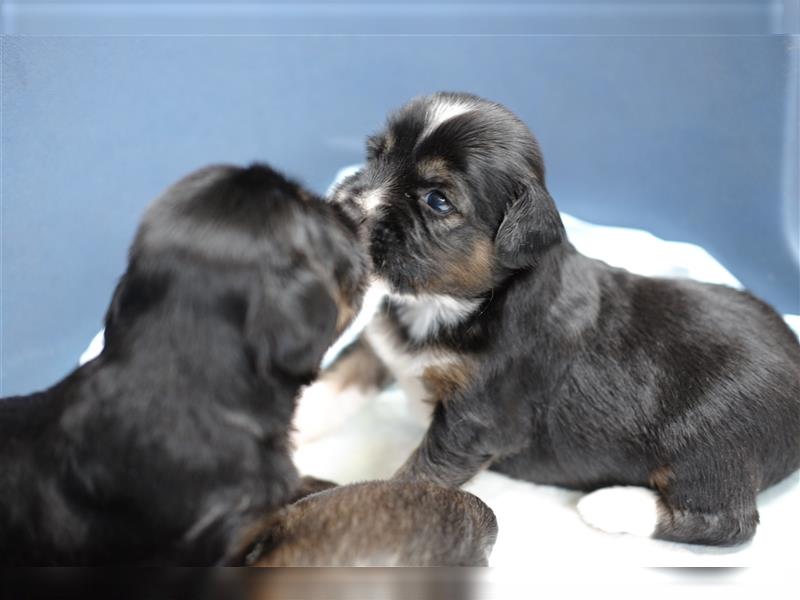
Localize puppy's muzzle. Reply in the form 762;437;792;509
369;220;405;270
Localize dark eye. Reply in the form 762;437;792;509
423;190;454;215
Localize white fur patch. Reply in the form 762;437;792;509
79;329;106;365
577;486;660;537
391;292;481;342
365;317;460;424
361;186;385;215
359;286;480;423
421;98;475;140
292;379;378;445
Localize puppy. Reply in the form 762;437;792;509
1;162;498;566
321;92;800;546
249;480;497;566
0;163;368;565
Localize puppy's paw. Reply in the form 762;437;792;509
577;486;659;537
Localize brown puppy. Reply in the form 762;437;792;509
249;480;497;567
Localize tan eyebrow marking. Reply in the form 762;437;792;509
417;157;451;181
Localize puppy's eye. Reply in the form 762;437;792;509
423;190;454;215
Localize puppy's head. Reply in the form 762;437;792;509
105;163;367;381
333;92;564;296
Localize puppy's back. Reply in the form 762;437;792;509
251;481;497;567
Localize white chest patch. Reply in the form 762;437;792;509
365;318;455;387
391;292;482;342
365;317;459;423
364;290;478;423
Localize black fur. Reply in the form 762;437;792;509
331;92;800;546
0;163;368;565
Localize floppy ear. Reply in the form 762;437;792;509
103;276;129;335
494;182;564;270
244;271;339;382
103;267;168;343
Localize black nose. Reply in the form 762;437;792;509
371;219;405;246
369;219;405;269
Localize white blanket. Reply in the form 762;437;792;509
80;168;800;567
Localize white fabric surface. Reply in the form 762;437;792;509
80;167;800;567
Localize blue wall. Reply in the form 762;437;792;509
2;2;798;395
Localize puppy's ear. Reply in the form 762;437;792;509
244;270;338;382
104;267;168;341
494;182;564;270
103;276;128;334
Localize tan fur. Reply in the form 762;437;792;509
649;465;673;493
334;292;358;335
422;360;475;400
325;338;392;393
434;237;495;295
417;157;451;180
249;481;496;567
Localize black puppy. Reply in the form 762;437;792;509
0;164;368;565
1;163;499;566
321;92;800;546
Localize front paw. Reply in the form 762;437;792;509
577;486;659;537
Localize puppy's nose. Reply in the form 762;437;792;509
370;219;405;252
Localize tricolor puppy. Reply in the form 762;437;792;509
323;92;800;546
0;163;367;565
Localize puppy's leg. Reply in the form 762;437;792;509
392;405;502;487
292;335;392;444
578;462;760;546
652;461;759;546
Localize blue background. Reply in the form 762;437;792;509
2;1;799;395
